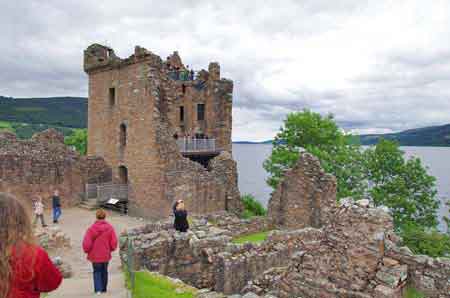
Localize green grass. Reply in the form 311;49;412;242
404;286;425;298
232;231;270;244
0;120;13;131
126;271;197;298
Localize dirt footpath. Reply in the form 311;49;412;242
46;207;147;298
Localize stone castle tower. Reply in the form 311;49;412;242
83;44;241;219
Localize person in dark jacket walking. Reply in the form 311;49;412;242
0;192;62;298
82;209;118;294
52;189;62;224
173;200;189;232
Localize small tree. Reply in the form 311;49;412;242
263;109;366;199
364;140;439;229
64;129;87;155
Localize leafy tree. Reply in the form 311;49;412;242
364;140;439;229
264;110;440;234
400;223;450;258
64;129;87;155
241;194;267;219
263;109;366;199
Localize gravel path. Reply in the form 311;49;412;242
46;207;147;298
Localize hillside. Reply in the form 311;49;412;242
0;96;87;138
358;124;450;146
0;96;87;127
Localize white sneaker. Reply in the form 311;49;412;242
96;292;102;295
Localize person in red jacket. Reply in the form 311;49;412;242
0;192;62;298
82;209;118;294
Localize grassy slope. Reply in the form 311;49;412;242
129;271;197;298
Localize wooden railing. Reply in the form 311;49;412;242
176;138;216;153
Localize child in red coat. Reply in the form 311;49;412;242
82;209;118;294
0;193;62;298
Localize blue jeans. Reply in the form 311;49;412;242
53;207;62;222
93;262;109;293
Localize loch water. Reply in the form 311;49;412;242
233;144;450;232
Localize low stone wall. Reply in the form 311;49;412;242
385;241;450;297
120;214;316;294
216;228;323;295
202;212;274;237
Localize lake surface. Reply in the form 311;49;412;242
233;144;450;232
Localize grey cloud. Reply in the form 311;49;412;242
2;1;450;140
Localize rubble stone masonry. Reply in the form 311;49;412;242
121;149;450;298
0;129;110;208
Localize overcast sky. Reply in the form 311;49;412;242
2;1;450;141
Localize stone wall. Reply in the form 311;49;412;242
268;152;336;229
120;214;313;294
84;44;241;219
245;199;450;298
202;212;273;237
385;240;450;297
0;129;110;208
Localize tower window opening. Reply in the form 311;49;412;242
109;87;116;107
197;103;205;121
179;106;184;122
120;123;127;147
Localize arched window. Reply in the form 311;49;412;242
120;123;127;147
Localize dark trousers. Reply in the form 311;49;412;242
92;262;109;293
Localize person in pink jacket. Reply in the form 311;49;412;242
82;209;118;294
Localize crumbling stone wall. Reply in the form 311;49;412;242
245;199;450;298
268;152;336;229
120;215;312;294
0;129;110;207
385;240;450;298
84;44;241;219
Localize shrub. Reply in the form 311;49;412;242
241;194;267;218
400;224;450;258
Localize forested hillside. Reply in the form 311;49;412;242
0;96;87;138
359;124;450;146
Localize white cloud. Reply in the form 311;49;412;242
2;0;450;140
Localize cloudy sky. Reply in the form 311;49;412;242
2;0;450;141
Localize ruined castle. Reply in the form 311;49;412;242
83;44;241;218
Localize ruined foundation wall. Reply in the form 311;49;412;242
0;129;110;208
120;215;316;294
268;152;337;229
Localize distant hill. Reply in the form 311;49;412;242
0;96;87;138
358;124;450;146
234;124;450;147
0;96;87;127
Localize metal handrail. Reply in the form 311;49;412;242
176;138;216;153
